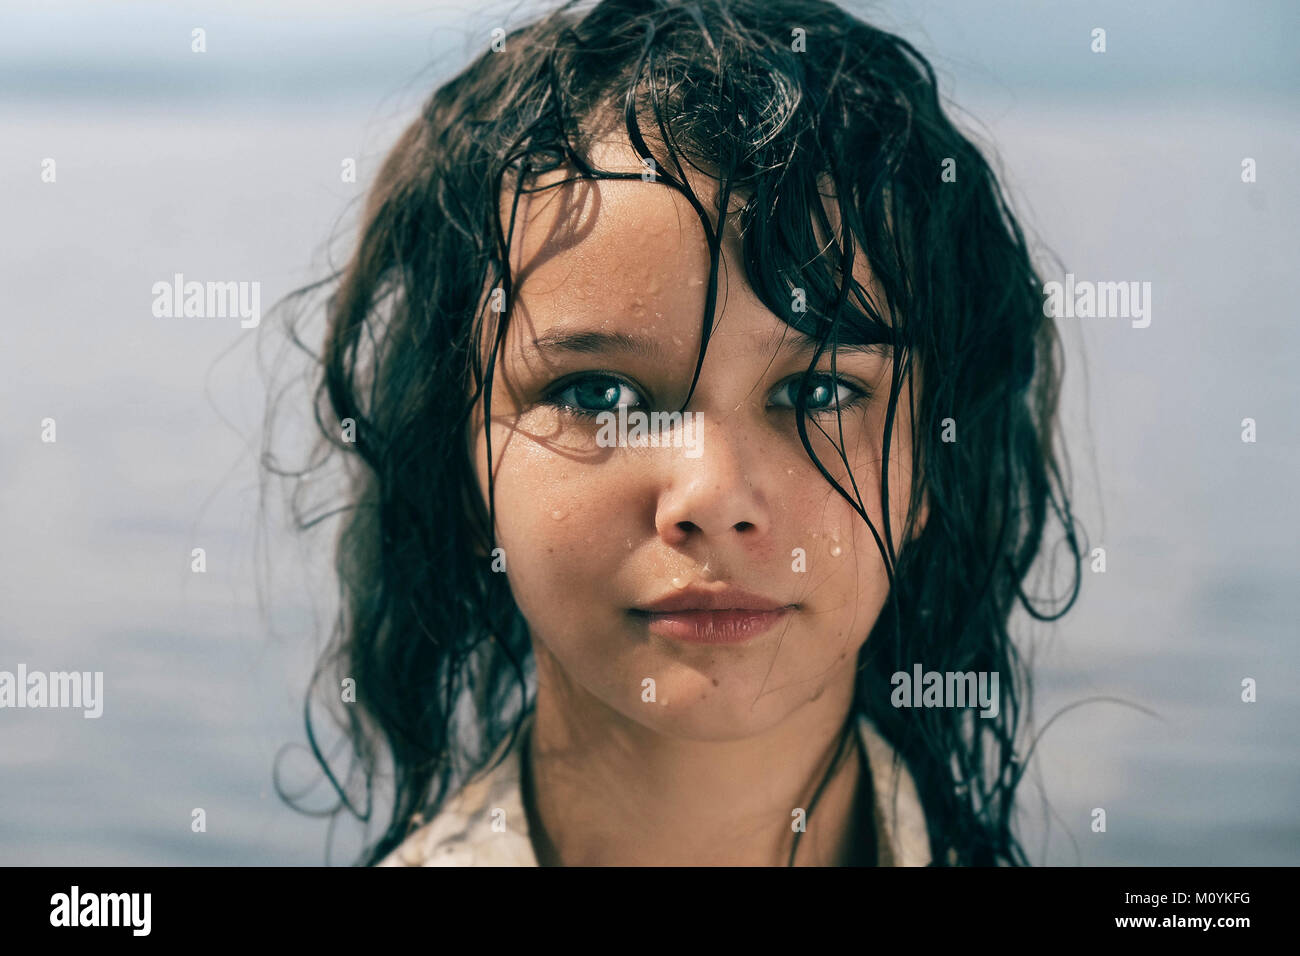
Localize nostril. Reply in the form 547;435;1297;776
734;521;756;532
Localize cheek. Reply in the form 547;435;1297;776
790;415;917;643
785;489;892;669
473;420;634;625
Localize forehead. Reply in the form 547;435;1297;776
502;138;881;327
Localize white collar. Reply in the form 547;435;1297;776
379;710;931;866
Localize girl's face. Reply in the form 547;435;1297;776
470;140;923;742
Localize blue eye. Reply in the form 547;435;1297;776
549;374;645;416
770;374;867;413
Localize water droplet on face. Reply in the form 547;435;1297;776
671;577;687;590
551;509;567;521
830;545;843;557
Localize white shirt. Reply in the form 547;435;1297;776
379;710;931;866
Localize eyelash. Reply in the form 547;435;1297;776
542;372;872;419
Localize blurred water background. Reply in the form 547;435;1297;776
1;0;1296;864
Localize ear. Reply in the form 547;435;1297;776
908;486;931;543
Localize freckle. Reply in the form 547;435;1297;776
711;678;719;687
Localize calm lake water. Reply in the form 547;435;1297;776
1;19;1297;865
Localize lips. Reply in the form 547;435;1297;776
631;585;795;645
635;585;791;614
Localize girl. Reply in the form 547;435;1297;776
278;0;1081;866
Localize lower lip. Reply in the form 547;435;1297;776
634;608;793;644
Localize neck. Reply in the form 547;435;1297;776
522;644;873;866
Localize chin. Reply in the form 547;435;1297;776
620;682;795;742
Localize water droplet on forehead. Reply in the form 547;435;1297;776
670;577;687;590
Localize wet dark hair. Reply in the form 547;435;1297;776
269;0;1082;866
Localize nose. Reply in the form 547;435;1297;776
652;416;771;547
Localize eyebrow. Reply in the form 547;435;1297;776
531;329;670;361
530;328;893;360
758;324;895;359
